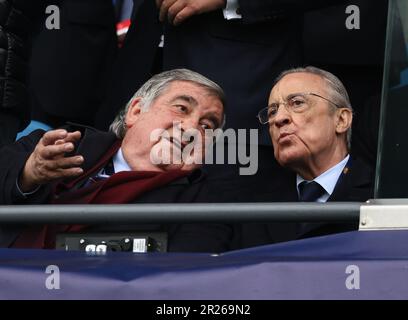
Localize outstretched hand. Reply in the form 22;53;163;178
19;129;84;193
156;0;226;26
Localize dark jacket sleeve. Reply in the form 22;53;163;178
237;0;349;23
0;0;37;136
0;129;52;204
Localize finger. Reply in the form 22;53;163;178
167;0;185;24
40;142;76;159
48;167;84;180
173;6;195;26
54;131;81;145
41;129;68;146
54;139;65;145
159;0;178;22
64;131;81;143
45;155;84;171
30;155;84;185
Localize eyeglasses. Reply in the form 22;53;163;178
257;92;342;125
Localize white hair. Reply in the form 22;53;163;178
109;69;226;139
274;66;353;150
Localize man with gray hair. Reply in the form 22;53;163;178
0;69;232;252
237;66;374;246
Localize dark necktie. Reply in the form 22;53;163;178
102;159;115;176
298;181;325;202
86;160;115;185
297;181;326;238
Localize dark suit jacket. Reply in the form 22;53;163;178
303;0;388;67
229;157;374;249
29;0;117;127
0;0;38;146
94;0;347;145
0;124;233;252
302;0;390;167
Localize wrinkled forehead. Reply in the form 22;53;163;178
269;72;327;102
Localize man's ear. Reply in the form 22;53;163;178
125;97;143;128
335;108;353;135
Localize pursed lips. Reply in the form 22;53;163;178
277;132;294;143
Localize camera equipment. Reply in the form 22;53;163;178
56;232;168;253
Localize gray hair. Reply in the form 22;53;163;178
110;68;226;139
273;66;353;150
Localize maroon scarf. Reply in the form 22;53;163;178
11;141;191;249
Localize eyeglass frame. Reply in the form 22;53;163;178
257;92;343;125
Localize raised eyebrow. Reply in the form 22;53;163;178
170;95;198;107
268;93;306;109
286;92;307;100
267;101;279;109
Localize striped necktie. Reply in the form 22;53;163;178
86;159;115;185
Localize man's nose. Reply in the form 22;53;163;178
272;105;291;128
179;117;201;144
181;116;200;132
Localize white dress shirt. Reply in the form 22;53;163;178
296;155;350;203
96;147;131;178
112;148;132;173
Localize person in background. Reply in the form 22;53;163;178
95;0;348;146
0;1;37;146
302;0;390;167
26;0;117;130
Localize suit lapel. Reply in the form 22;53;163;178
295;157;373;239
74;128;119;173
328;157;374;202
297;157;374;239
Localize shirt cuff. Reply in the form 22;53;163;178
15;179;41;198
223;0;242;20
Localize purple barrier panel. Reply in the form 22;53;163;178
1;230;408;299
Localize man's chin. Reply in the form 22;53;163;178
276;152;302;169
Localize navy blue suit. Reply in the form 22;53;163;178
229;157;374;249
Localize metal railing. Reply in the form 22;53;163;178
0;202;362;224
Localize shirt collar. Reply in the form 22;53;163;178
112;148;132;173
101;148;205;184
113;148;205;185
296;154;350;198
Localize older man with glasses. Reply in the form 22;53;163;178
233;66;375;248
258;65;373;202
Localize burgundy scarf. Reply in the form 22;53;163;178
11;140;191;249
